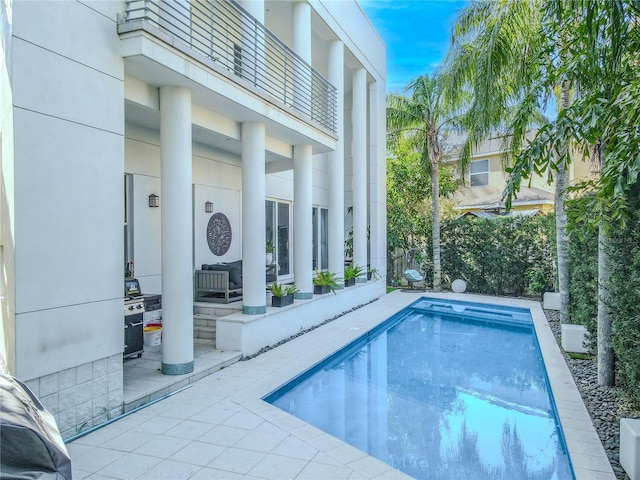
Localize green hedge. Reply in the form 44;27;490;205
566;199;598;346
605;187;640;399
417;214;556;297
566;190;640;404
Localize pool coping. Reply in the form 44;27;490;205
251;291;615;479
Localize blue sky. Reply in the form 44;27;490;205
360;0;469;92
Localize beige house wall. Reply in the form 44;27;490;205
454;135;595;215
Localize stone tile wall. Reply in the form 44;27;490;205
24;354;123;440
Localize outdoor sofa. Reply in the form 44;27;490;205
194;260;243;303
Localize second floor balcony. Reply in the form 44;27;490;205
118;0;337;135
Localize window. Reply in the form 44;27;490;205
312;207;329;270
233;43;242;77
266;200;291;278
470;159;489;187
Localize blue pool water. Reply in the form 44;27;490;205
264;298;575;480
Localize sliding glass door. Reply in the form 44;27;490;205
265;200;291;279
312;206;328;271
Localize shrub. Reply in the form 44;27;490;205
434;214;556;297
566;188;640;405
566;196;598;346
606;186;640;402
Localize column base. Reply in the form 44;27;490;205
356;278;367;284
243;305;267;315
161;361;194;375
294;292;313;300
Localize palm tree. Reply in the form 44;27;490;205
443;0;572;323
387;74;463;292
550;1;639;386
447;0;640;386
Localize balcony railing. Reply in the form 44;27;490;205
119;0;337;134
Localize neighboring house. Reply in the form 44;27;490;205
452;135;595;215
0;0;386;438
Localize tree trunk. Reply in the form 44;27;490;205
597;138;614;386
432;159;441;292
555;168;570;322
556;82;571;323
597;226;614;386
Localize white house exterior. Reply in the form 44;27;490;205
0;0;386;438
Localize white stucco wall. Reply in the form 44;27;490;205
194;184;242;266
0;0;16;373
368;79;387;280
11;1;125;380
313;0;386;86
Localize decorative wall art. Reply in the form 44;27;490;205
206;212;232;256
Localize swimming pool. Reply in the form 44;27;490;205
264;297;575;480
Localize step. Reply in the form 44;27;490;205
194;302;242;316
194;314;217;328
194;326;216;341
194;313;216;342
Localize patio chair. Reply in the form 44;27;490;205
404;248;424;289
404;269;424;289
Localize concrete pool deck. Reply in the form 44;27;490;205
67;291;615;480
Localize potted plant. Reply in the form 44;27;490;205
313;270;341;295
343;263;365;287
367;267;380;281
266;239;275;265
344;228;354;261
269;283;298;307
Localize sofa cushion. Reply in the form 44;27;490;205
225;260;242;285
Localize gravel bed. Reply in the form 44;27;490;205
545;308;640;480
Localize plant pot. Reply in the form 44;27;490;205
271;294;293;307
314;285;331;295
266;253;273;265
345;278;356;287
367;272;372;281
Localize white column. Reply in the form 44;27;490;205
242;122;267;314
292;2;311;62
293;144;313;298
369;80;387;282
352;67;368;279
240;0;264;22
328;40;345;287
292;2;312;115
160;86;193;375
292;2;313;297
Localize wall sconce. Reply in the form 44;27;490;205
205;201;214;213
148;194;160;208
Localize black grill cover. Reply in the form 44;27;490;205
0;373;72;479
